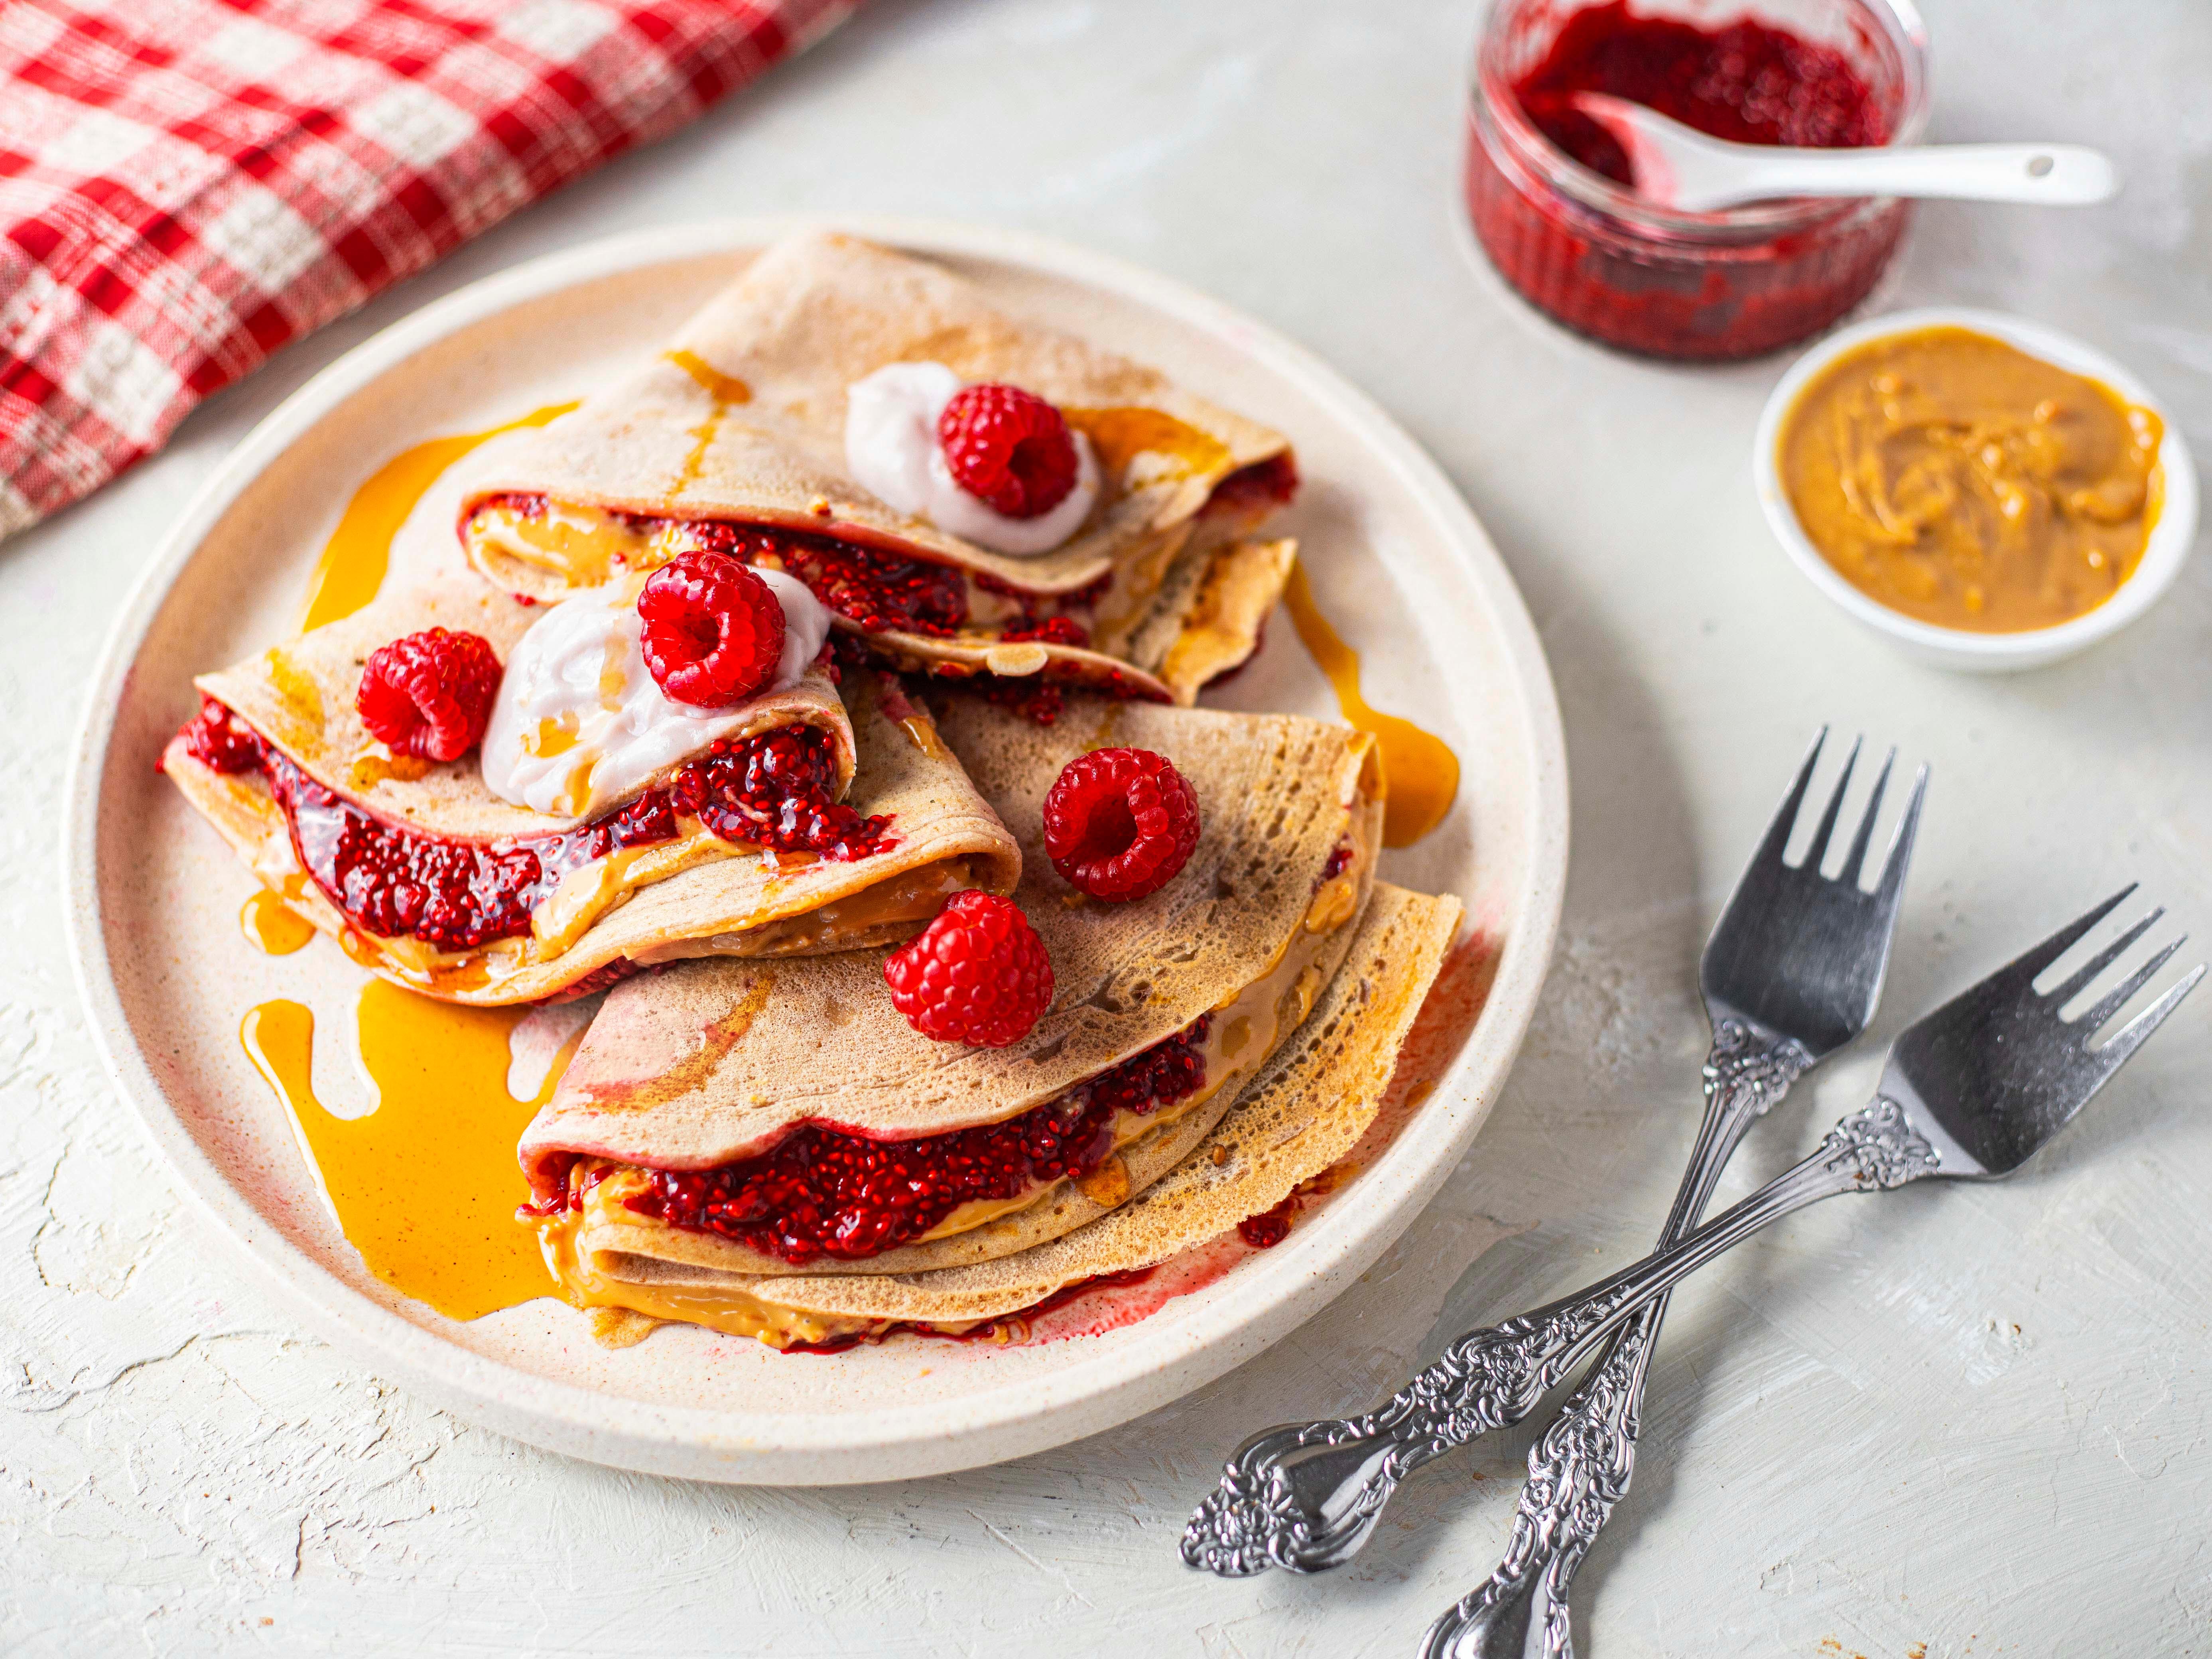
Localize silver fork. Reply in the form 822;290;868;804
1180;730;1927;1582
1415;888;2200;1655
1414;732;1925;1656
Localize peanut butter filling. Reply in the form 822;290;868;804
465;499;667;589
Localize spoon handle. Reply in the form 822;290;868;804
1706;142;2118;209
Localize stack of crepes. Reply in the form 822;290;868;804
521;696;1462;1350
163;231;1466;1350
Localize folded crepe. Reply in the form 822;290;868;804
455;231;1300;705
523;694;1387;1322
163;579;1020;1006
543;882;1460;1350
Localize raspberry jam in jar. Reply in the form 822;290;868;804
1466;0;1929;360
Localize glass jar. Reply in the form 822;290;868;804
1465;0;1930;361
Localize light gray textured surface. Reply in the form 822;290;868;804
5;0;2208;1653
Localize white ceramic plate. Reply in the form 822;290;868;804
64;218;1568;1484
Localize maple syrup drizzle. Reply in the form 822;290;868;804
240;982;577;1320
240;888;315;956
665;349;751;492
666;348;751;407
1281;558;1460;847
297;402;581;630
1064;406;1231;481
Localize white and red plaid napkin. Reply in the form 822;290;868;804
0;0;854;540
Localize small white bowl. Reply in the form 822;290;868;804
1753;306;2199;673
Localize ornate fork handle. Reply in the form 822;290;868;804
1180;1096;1936;1578
1417;1022;1809;1655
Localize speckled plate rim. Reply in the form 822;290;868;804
63;217;1569;1483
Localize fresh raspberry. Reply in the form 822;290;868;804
938;383;1080;519
355;628;501;763
638;549;786;708
1042;747;1201;902
883;891;1054;1047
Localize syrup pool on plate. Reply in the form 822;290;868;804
239;887;315;955
296;400;579;630
240;980;576;1320
1280;558;1460;847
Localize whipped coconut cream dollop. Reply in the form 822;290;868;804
481;568;831;822
843;361;1099;557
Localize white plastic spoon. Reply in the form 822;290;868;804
1568;91;2119;212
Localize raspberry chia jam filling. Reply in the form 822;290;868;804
466;500;1091;644
179;700;888;953
526;750;1382;1348
587;1015;1213;1265
464;450;1297;665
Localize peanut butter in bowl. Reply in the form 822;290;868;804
1756;308;2199;671
1780;326;2162;631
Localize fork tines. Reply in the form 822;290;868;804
1764;727;1929;896
2024;886;2206;1066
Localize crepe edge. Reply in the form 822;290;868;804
161;734;1022;1009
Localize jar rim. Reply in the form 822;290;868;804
1471;0;1932;243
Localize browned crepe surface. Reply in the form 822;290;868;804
585;883;1461;1327
524;692;1380;1175
461;231;1290;601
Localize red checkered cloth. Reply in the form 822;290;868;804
0;0;855;540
